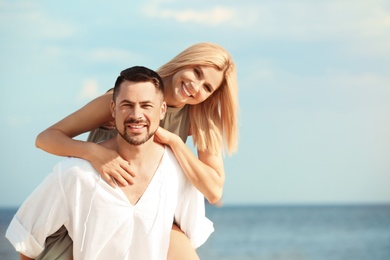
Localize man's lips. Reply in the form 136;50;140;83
125;120;148;129
127;124;145;128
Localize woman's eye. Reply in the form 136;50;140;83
194;67;201;77
204;84;212;93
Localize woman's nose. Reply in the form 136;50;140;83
192;80;202;93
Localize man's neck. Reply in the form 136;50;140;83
118;139;153;163
102;135;164;169
102;135;165;205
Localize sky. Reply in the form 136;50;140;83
1;0;389;207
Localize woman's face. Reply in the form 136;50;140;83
169;66;224;107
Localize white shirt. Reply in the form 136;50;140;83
6;147;213;260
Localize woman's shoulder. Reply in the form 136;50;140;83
161;105;190;142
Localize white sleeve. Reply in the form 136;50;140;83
5;163;69;258
174;184;214;249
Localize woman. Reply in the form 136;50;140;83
36;42;239;259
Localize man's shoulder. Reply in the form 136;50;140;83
56;157;94;170
54;157;98;181
162;147;180;169
161;147;188;182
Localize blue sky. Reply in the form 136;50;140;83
1;0;389;207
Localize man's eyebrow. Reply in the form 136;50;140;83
119;99;134;105
140;101;155;107
119;99;154;105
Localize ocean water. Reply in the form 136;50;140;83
1;205;389;260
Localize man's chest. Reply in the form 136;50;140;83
120;176;154;205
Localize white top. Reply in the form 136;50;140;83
6;147;213;260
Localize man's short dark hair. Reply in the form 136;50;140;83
113;66;164;102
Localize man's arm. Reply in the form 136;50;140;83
6;165;69;258
174;183;214;249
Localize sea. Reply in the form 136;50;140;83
1;204;389;260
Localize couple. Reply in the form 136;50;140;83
7;42;239;259
6;66;214;259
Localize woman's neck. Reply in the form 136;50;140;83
162;76;184;108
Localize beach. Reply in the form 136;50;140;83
2;204;390;260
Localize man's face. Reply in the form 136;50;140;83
112;80;166;146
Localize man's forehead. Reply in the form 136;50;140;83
117;81;161;102
120;81;157;93
121;80;154;89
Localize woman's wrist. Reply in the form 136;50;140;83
81;141;101;162
166;132;182;148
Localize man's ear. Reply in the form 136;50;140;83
160;101;167;120
110;100;115;118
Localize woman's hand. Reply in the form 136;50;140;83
90;144;136;187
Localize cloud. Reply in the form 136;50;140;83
77;79;101;100
143;4;237;26
257;69;276;80
87;48;138;64
236;0;389;42
241;61;390;114
6;115;32;127
0;1;77;40
141;0;390;51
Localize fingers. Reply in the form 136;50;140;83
92;148;137;187
116;158;136;185
102;168;135;188
118;165;135;186
103;173;118;188
99;158;136;187
122;162;135;178
114;165;135;186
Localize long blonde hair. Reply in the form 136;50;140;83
157;42;239;155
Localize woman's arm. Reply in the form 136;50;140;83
35;92;135;187
154;127;224;204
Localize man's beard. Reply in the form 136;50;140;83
118;119;155;146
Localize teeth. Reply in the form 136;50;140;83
129;125;143;129
182;84;191;97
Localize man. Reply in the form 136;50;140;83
6;66;213;260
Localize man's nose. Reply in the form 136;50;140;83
130;106;143;118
